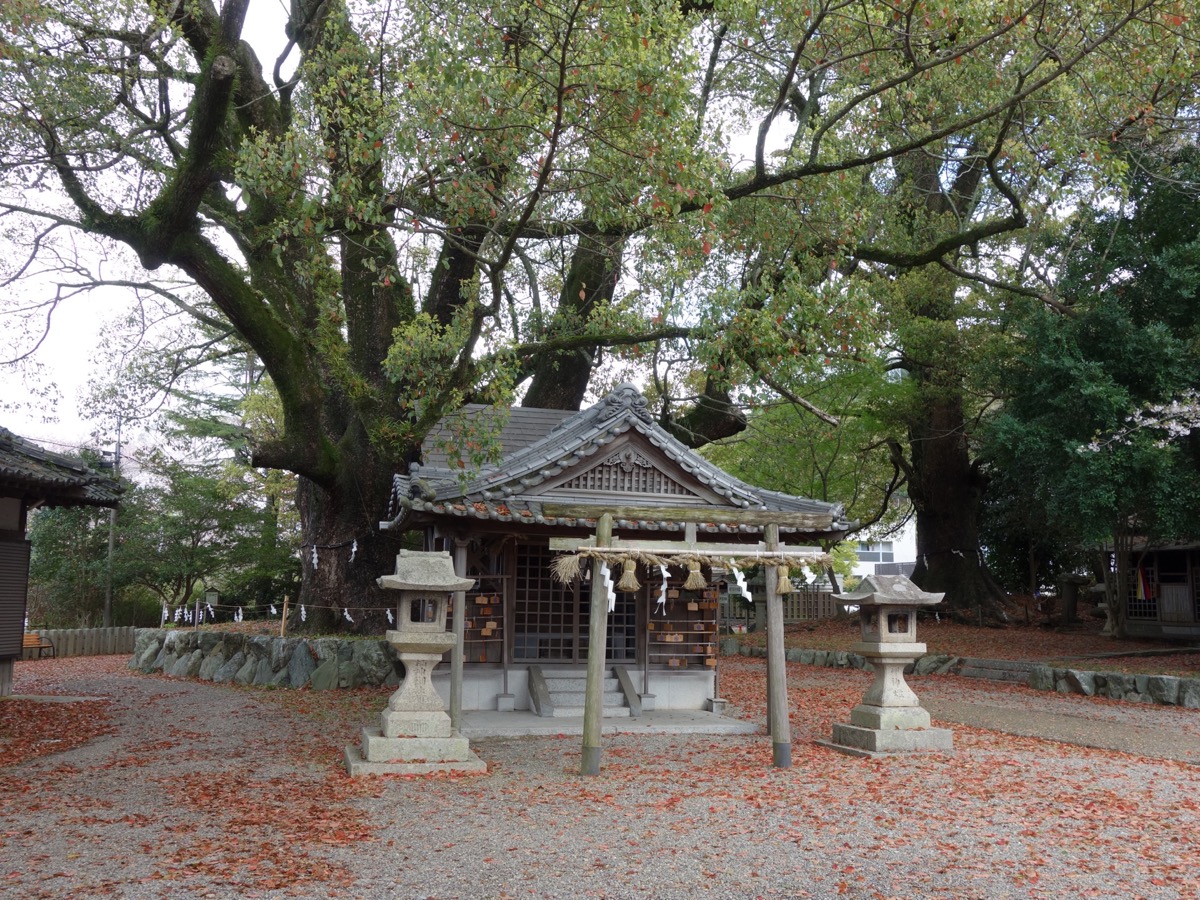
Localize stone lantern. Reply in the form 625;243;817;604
344;550;487;776
820;575;953;757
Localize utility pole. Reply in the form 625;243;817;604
103;418;122;628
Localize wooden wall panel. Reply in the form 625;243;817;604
0;539;32;659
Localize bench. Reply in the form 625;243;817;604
22;632;55;659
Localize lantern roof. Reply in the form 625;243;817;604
376;550;476;592
833;574;944;607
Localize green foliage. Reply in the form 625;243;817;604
983;147;1200;586
27;505;111;628
2;0;1198;612
981;287;1200;591
703;361;909;537
828;541;859;582
116;450;301;614
28;448;301;626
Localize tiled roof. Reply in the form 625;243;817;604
420;405;573;470
0;428;122;508
388;385;850;537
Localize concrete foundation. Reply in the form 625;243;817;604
430;665;714;712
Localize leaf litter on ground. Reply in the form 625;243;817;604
3;626;1200;898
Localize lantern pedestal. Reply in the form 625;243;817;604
819;576;953;758
345;551;487;776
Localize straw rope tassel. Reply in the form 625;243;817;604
776;565;792;594
683;557;707;590
616;558;641;593
551;553;582;584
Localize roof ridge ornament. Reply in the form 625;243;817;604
599;384;652;423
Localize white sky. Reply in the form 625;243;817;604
1;295;123;452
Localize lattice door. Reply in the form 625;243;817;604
513;544;580;661
579;582;638;663
1161;584;1193;623
513;544;639;662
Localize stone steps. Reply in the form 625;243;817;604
956;657;1034;684
545;676;619;692
543;703;631;718
529;666;631;717
549;691;626;706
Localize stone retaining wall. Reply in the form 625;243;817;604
726;641;961;676
727;639;875;671
129;628;403;690
722;641;1200;709
136;630;1200;708
1029;665;1200;708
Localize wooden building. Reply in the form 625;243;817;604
1122;544;1200;639
384;384;850;714
0;428;122;694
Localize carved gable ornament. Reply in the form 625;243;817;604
606;448;652;472
553;445;704;500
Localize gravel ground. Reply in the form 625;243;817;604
3;656;1200;899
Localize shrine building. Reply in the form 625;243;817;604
383;384;851;715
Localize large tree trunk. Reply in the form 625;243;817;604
661;375;747;448
294;465;402;634
907;390;1008;620
889;145;1011;620
522;233;623;410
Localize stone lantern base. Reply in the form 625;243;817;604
343;731;487;777
344;639;487;776
817;645;952;758
820;575;954;758
344;669;488;776
820;710;954;758
344;550;487;776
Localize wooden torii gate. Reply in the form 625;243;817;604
544;504;833;776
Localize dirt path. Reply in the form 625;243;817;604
925;697;1200;763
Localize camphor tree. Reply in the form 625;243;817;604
1;0;1195;622
644;2;1198;616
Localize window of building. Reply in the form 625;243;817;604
856;541;894;563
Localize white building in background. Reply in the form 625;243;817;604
850;521;917;580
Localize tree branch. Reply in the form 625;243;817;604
141;0;249;265
854;212;1027;268
756;370;842;427
935;258;1076;315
